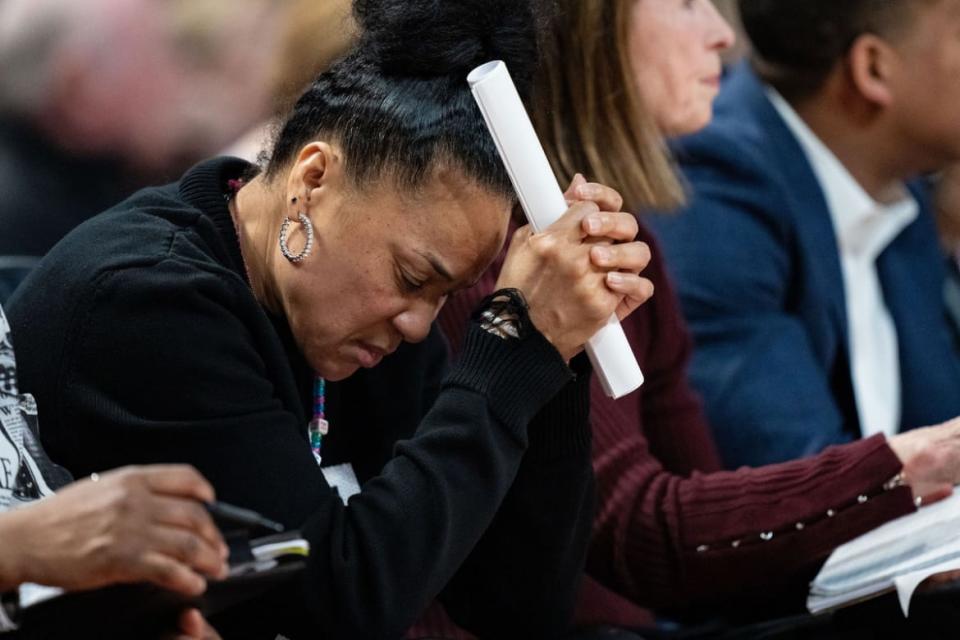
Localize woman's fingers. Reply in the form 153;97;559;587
548;201;601;240
590;241;651;273
606;274;656;321
174;609;222;640
138;465;217;504
918;484;954;507
172;608;205;640
498;178;653;359
565;177;624;213
7;465;230;596
889;422;960;503
137;551;207;596
563;173;589;204
149;496;227;559
581;211;639;243
144;525;228;580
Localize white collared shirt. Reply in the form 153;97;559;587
768;90;918;439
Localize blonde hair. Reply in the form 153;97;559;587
531;0;684;211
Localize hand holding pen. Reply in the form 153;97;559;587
0;465;229;596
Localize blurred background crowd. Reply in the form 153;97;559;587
0;0;358;299
6;1;960;638
9;0;960;313
0;0;749;303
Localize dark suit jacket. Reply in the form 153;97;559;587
649;62;960;467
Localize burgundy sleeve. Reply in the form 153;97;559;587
440;221;916;613
587;225;915;611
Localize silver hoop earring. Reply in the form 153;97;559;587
279;213;314;264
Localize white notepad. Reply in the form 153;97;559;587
809;490;960;615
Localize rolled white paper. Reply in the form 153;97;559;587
468;60;644;398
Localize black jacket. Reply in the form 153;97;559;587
8;158;595;639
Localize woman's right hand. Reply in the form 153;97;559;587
888;418;960;505
171;609;222;640
495;177;654;361
0;465;228;595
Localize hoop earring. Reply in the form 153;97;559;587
279;213;314;264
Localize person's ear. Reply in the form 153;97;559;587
847;33;898;109
286;141;345;209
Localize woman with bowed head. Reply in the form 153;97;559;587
7;0;653;638
440;0;960;630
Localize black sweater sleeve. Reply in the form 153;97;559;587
440;352;595;638
28;260;583;639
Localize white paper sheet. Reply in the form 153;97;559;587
468;61;644;399
808;490;960;615
895;557;960;616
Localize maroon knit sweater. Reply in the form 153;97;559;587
431;221;915;629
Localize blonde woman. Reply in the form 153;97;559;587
440;0;960;629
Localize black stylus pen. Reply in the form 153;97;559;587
205;501;285;533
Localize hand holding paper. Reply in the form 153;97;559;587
564;175;654;325
493;196;652;365
469;61;645;398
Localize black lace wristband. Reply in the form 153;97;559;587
472;288;531;341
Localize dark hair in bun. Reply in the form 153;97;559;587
266;0;547;198
355;0;541;83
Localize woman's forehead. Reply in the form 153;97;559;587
365;191;507;286
398;192;509;255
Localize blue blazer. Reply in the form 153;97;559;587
649;62;960;467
